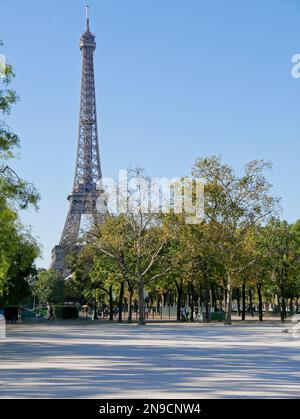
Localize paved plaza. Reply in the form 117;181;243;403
0;322;300;398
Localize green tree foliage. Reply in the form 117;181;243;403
35;270;64;305
0;233;38;305
192;156;279;324
0;45;39;209
257;219;300;322
0;42;39;302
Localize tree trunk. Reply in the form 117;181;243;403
223;279;227;314
249;287;254;317
225;274;232;325
138;277;146;326
280;285;286;323
198;285;202;317
237;288;241;317
211;283;216;311
242;281;246;321
257;282;263;322
189;283;195;322
204;268;210;322
118;281;125;323
109;285;114;321
176;281;183;321
289;297;294;315
93;289;98;320
265;301;269;317
128;288;134;323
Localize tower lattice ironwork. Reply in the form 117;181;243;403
51;7;102;273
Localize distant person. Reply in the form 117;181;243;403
113;306;119;318
104;308;109;318
186;307;190;321
82;305;89;319
181;306;187;322
17;307;22;323
11;310;17;324
48;305;55;320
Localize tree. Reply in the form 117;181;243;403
0;43;39;209
0;230;39;306
89;213;169;325
192;156;279;324
258;219;300;322
67;234;135;322
87;169;171;325
0;42;39;302
35;270;64;305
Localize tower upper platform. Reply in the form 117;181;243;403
80;6;96;50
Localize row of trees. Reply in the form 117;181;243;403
0;43;39;307
35;159;300;325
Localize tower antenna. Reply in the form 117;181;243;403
86;5;90;30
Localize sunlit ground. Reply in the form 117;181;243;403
0;322;299;399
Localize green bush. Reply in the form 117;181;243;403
53;306;63;319
54;306;78;320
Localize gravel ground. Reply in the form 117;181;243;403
0;321;299;399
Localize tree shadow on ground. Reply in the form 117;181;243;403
0;324;299;399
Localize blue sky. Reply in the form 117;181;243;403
1;0;300;267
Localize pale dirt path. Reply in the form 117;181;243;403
0;322;299;399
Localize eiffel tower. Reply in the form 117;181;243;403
51;6;102;273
